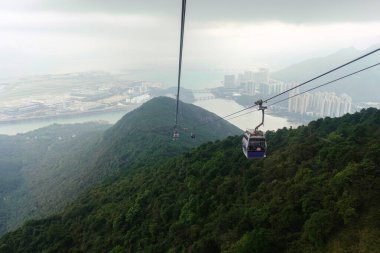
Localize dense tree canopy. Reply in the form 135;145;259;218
0;97;240;236
1;108;379;253
0;122;109;235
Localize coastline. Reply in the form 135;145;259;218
0;97;305;135
0;104;140;125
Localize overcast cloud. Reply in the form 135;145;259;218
0;0;379;86
3;0;380;23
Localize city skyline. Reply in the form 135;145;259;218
223;68;355;118
288;91;352;117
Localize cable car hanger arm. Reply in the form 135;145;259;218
254;99;267;132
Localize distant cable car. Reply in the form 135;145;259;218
191;132;196;139
242;100;267;159
173;129;180;140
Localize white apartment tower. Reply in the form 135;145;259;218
288;91;352;117
224;75;236;89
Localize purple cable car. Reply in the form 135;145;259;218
242;99;267;159
242;130;266;159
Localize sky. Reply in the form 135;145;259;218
0;0;380;86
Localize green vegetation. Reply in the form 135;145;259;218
0;97;239;235
92;96;240;174
0;122;110;234
1;108;379;252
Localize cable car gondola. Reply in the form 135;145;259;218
242;129;266;158
242;100;267;159
173;129;180;140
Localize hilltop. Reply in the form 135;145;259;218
90;96;240;176
1;108;379;252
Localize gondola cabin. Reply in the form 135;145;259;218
173;130;180;140
242;129;266;159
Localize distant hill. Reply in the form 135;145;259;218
272;44;380;102
2;108;379;252
0;97;240;235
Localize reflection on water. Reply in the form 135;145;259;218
194;98;297;131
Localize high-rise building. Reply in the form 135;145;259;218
243;71;254;82
237;68;272;95
254;68;269;84
224;75;236;89
340;93;352;116
245;81;256;95
256;83;269;95
268;82;283;94
288;91;352;117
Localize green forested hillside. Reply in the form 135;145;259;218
90;96;240;177
0;122;110;235
2;108;379;253
0;97;240;235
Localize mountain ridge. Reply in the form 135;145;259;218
272;45;380;102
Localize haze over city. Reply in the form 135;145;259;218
0;0;379;87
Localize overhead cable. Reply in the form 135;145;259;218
175;0;187;128
212;48;380;122
267;62;380;107
198;61;380;126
